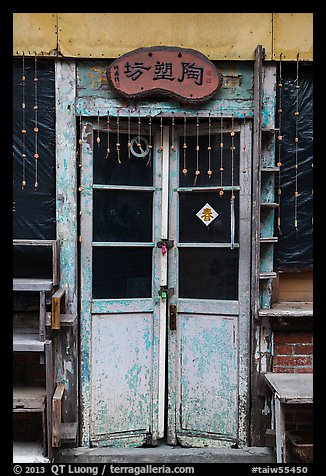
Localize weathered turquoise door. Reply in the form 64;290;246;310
80;116;251;448
80;118;167;447
167;120;252;447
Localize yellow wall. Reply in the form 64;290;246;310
13;13;313;61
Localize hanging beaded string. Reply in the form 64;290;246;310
33;53;39;190
277;53;283;235
294;53;300;231
160;113;164;152
127;111;131;159
137;111;142;151
311;161;313;229
21;52;27;189
96;111;101;147
116;110;121;164
194;113;200;185
147;114;152;167
105;111;110;158
171;114;175;152
78;113;83;170
242;115;247;174
230;115;236;249
182;113;187;176
207;112;212;178
219;114;224;196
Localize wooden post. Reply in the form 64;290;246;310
250;44;265;447
51;287;66;330
55;59;79;429
52;383;66;447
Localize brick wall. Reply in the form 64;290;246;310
273;331;313;373
272;331;313;432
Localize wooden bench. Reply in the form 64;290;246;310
265;372;313;463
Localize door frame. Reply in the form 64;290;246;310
78;114;252;447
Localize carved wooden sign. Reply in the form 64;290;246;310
106;46;223;104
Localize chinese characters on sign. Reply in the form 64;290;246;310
107;46;223;104
196;203;219;226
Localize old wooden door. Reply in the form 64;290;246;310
166;119;252;447
80;118;167;447
80;116;251;448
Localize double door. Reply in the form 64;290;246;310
80;116;252;447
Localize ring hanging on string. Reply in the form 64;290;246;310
130;136;150;158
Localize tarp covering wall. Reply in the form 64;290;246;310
274;63;313;270
13;59;56;277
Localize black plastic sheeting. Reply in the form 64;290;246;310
13;59;56;278
274;63;313;270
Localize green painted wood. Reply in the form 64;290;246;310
76;61;254;118
55;60;79;427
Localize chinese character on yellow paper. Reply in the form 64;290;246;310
201;207;214;222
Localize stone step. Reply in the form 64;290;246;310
56;444;275;464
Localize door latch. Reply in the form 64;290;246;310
158;286;174;299
169;304;177;331
157;239;174;249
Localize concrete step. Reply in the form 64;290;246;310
56;444;275;464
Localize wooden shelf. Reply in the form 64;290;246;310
13;387;46;411
260;237;278;243
258;302;313;318
45;312;77;327
13;278;54;292
259;272;277;279
261;202;279;208
13;333;48;352
261;167;280;172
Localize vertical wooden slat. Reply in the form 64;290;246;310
52;383;66;447
250;44;265;447
55;59;79;427
39;291;46;341
45;340;54;459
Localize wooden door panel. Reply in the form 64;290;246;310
91;313;153;437
179;314;237;437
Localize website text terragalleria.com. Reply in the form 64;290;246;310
50;465;194;475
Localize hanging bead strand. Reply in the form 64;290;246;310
21;52;27;189
182;114;187;176
78;113;83;169
137;111;142;151
96;111;101;146
207;112;212;178
219;114;224;196
116;111;121;164
277;53;283;235
105;111;110;158
171;114;175;152
230;115;236;249
127;111;131;159
160;113;164;152
33;53;39;190
194;113;200;185
242;115;247;174
294;53;300;231
147;114;152;167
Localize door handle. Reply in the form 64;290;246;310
169;304;177;331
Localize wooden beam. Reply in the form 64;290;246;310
52;383;66;448
250;44;265;447
52;287;66;330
